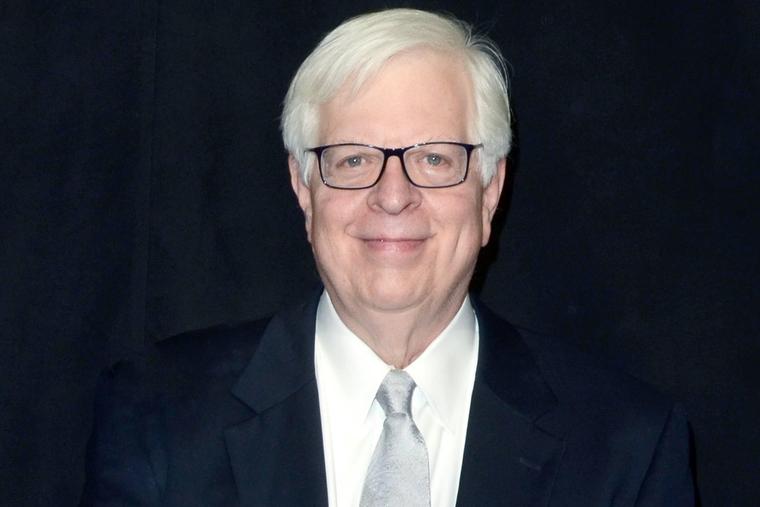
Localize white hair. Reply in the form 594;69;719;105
281;8;511;185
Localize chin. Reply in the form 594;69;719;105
359;280;427;313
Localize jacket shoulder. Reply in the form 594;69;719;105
100;317;271;407
513;326;694;505
517;325;673;414
474;300;673;414
81;318;272;505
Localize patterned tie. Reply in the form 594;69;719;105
360;369;431;507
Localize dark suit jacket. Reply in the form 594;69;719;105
81;294;694;506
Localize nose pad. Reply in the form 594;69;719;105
374;155;416;193
380;155;409;183
369;155;420;214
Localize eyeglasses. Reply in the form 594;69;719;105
306;142;482;189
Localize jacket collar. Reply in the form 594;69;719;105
224;292;329;506
456;298;565;506
471;298;558;420
230;295;319;411
224;292;564;506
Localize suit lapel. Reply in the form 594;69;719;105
221;294;565;506
457;301;565;507
224;295;328;507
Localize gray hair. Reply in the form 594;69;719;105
281;8;511;185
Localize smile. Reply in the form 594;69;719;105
363;238;426;253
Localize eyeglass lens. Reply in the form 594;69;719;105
320;143;469;189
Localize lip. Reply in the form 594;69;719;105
363;237;426;253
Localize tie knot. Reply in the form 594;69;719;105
375;369;416;416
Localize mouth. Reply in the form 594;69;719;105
363;237;427;253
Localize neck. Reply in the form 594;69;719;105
328;290;468;369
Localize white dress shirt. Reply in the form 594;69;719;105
314;291;479;507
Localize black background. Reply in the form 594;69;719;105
1;1;758;505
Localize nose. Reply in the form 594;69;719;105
367;155;422;214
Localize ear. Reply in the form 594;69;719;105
481;157;507;247
289;155;313;243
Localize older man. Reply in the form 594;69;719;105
82;9;694;507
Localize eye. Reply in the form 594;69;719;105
425;153;443;166
344;155;363;168
418;151;453;169
334;151;378;169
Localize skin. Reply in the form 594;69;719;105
290;48;506;368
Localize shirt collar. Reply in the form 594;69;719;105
315;291;391;426
404;295;477;435
315;291;478;434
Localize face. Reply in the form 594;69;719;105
290;49;505;325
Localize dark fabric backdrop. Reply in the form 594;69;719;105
2;1;758;505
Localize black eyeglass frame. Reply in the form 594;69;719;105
306;141;483;190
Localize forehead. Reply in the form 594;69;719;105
319;48;474;146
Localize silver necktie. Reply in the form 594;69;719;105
360;369;431;507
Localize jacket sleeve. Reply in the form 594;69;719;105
80;361;163;507
634;403;696;506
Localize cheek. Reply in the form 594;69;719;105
310;195;354;250
435;198;485;255
304;210;313;243
480;209;492;246
461;200;488;253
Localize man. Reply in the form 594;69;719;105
82;9;694;506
